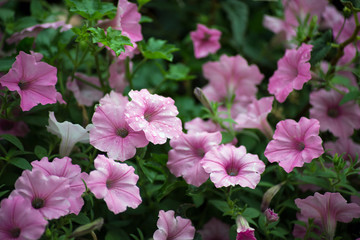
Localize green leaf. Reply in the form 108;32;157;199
139;16;153;23
9;157;32;170
0;57;15;72
0;8;14;23
341;0;360;11
139;38;179;61
331;75;352;88
65;0;116;21
310;30;332;65
340;89;360;105
71;212;90;225
166;63;194;81
106;230;131;240
137;0;151;9
34;145;47;159
209;200;232;214
242;207;260;219
0;190;9;198
31;0;46;19
1;134;24;151
220;131;233;144
222;0;248;47
88;27;133;57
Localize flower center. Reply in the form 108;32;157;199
203;33;211;41
226;166;239;176
327;107;340;118
18;81;29;90
106;180;114;189
32;198;45;209
116;128;129;138
295;141;305;151
10;227;21;238
144;112;152;122
196;148;205;158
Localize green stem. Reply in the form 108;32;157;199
94;54;106;92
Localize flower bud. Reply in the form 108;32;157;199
194;87;213;114
70;218;104;238
261;182;284;211
264;208;279;223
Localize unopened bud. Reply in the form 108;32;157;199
264;208;279;223
70;218;104;238
261;182;284;211
194;87;213;114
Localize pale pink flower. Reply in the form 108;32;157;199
109;59;131;93
6;21;72;45
67;72;103;107
263;14;296;42
325;138;360;161
90;91;148;161
310;89;360;138
264;117;324;173
11;169;71;220
201;145;265;188
0;51;64;111
236;215;256;240
295;192;360;239
202;54;263;103
0;119;29;137
86;155;142;214
264;208;279;223
185;117;221;133
31;157;87;215
235;97;274;139
153;210;195;240
125;89;182;145
0;196;47;240
198;218;230;240
190;24;221;59
268;43;313;103
47;112;92;157
167;131;222;187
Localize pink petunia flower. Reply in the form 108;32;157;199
0;51;64;111
11;169;71;220
184;117;221;134
67;72;103;107
295;192;360;239
90;91;148;161
153;210;195;240
235;96;274;139
109;59;131;93
264;208;279;223
310;89;360;138
325;138;360;161
292;212;322;239
236;215;256;240
125;89;182;145
201;144;265;188
0;119;29;137
167;131;222;187
0;196;48;240
198;218;230;240
31;157;87;215
47;112;92;157
86;155;142;214
268;43;313;103
264;117;324;173
190;24;221;59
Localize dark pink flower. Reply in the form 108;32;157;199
86;155;142;214
153;210;195;240
0;196;47;240
198;218;230;240
201;145;265;188
264;208;279;223
310;89;360;138
167;131;222;187
264;117;324;173
236;215;256;240
125;89;182;145
295;192;360;239
31;157;87;215
190;24;221;58
90;91;148;161
268;43;313;103
0;119;29;137
0;51;64;111
11;170;71;220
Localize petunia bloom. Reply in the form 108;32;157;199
325;138;360;161
0;51;64;111
236;215;256;240
109;59;131;93
268;43;313;103
185;117;221;134
0;196;48;240
167;131;222;187
153;210;195;240
190;24;221;58
295;192;360;239
310;89;360;138
125;89;182;145
264;117;324;173
201;144;265;188
31;157;87;215
198;218;230;240
86;155;142;214
47;112;92;157
90;91;148;161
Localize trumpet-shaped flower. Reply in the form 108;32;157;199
167;131;222;187
86;155;142;214
125;89;182;145
264;117;324;173
90;91;148;161
11;170;71;220
190;24;221;58
268;43;313;103
295;192;360;239
153;210;195;240
201;145;265;188
0;196;47;240
310;89;360;138
236;215;256;240
198;218;230;240
0;51;64;111
31;157;87;215
47;112;92;157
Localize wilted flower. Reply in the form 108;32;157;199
190;24;221;58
